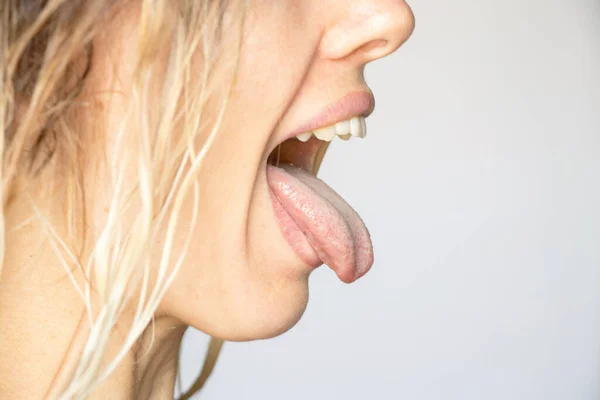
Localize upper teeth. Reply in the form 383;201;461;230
296;116;367;142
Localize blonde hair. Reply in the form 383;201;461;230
0;0;245;397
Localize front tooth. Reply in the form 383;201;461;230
313;126;336;142
335;120;351;136
359;117;367;138
296;132;312;142
350;117;363;138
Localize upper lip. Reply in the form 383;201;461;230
277;90;375;145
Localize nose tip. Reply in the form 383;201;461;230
364;3;415;60
320;1;415;63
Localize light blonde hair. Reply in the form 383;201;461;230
0;0;245;397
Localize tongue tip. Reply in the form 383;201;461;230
356;254;374;281
335;249;374;283
336;267;358;284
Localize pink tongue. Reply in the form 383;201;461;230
267;164;373;283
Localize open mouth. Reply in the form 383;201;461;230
266;115;368;175
267;135;330;175
265;116;374;284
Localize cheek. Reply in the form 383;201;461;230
233;50;307;128
161;8;321;339
233;8;318;129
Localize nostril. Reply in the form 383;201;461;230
358;39;389;55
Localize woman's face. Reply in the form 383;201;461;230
97;0;414;340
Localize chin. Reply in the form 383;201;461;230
202;277;308;342
230;283;310;342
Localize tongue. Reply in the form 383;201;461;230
267;164;373;283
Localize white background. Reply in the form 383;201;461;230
179;0;600;398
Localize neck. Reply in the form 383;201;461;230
132;320;187;400
0;267;186;399
0;184;186;399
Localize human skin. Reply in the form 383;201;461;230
0;0;414;398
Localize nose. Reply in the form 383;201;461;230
320;0;415;64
